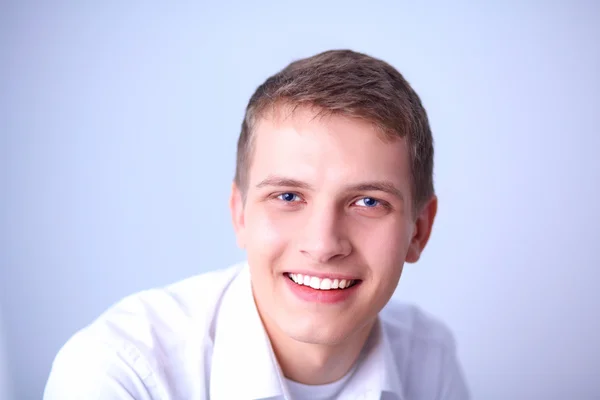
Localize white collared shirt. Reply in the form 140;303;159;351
44;262;469;400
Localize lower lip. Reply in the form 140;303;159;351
284;275;360;304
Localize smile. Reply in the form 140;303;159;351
285;273;359;290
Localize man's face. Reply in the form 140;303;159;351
230;107;436;346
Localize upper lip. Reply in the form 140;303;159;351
284;271;362;281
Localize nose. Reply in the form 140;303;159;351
298;204;352;264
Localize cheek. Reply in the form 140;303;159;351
356;218;410;273
358;223;408;310
245;205;297;256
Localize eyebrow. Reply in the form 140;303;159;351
256;176;314;190
255;175;404;201
349;182;404;201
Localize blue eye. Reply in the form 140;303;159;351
355;197;379;207
278;193;300;202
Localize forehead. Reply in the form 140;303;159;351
249;107;411;191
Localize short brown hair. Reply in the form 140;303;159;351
235;49;434;213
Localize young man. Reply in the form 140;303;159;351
45;50;469;399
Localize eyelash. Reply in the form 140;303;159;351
273;192;390;210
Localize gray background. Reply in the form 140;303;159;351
1;1;599;399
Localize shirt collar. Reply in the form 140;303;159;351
209;264;286;400
342;318;405;400
209;263;405;400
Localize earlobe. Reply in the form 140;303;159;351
405;196;438;264
229;183;246;249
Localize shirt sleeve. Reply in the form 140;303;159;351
43;330;159;400
437;340;470;400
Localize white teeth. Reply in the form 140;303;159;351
309;277;320;289
287;274;356;291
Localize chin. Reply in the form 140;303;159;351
288;330;346;346
281;318;356;346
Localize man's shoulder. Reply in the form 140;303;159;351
87;262;244;345
378;300;470;398
380;299;457;350
56;262;245;372
45;262;246;398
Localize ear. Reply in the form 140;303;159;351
405;195;438;263
229;182;247;249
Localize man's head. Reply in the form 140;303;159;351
235;49;434;215
230;50;437;348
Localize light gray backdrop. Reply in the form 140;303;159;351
1;1;599;399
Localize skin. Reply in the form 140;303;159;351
230;106;437;385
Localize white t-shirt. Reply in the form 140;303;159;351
44;261;470;400
284;360;357;400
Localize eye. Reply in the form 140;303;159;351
277;192;301;202
355;197;380;208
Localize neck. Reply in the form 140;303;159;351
263;316;376;385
